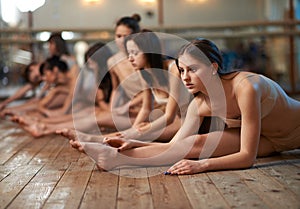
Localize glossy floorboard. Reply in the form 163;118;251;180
0;119;299;209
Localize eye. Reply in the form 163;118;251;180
188;65;199;73
128;50;140;56
178;67;184;74
190;67;198;73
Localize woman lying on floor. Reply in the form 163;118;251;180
58;38;300;175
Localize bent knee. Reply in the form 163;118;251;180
257;137;277;157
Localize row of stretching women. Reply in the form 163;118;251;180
0;33;79;123
2;14;300;175
2;14;187;142
59;16;299;174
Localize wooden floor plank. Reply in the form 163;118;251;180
256;161;300;197
29;135;68;165
208;170;270;209
0;164;44;209
79;168;119;209
179;173;230;209
0;134;47;183
0;132;34;165
235;167;300;209
0;165;17;181
147;166;192;209
50;137;81;164
0;119;299;209
2;135;49;167
42;155;94;209
0;120;18;139
0;128;26;151
6;162;70;209
117;168;153;209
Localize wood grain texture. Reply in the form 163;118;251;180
0;119;299;209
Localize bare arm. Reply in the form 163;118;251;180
37;87;69;116
207;82;261;170
168;80;263;175
55;70;77;115
132;88;152;126
108;67;120;109
136;63;182;134
0;84;33;110
0;98;39;117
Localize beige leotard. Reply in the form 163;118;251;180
222;73;300;152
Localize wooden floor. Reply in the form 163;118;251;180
0;119;299;209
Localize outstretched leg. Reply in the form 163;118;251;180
57;128;105;150
81;129;243;171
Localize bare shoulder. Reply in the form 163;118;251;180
232;73;266;108
107;52;127;69
107;54;116;71
190;95;211;116
234;72;263;94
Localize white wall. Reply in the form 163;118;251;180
33;0;158;29
32;0;267;29
163;0;265;26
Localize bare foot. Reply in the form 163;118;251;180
56;129;105;151
82;142;119;171
56;128;83;151
1;109;15;117
11;115;27;125
56;128;78;141
23;123;47;138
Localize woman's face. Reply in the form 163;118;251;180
126;40;148;70
42;67;57;84
48;41;57;56
178;54;213;95
115;25;132;51
28;64;42;84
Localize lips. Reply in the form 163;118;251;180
185;83;193;89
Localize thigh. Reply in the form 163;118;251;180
187;128;241;159
257;135;277;157
96;110;135;130
157;116;182;142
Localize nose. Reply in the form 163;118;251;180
181;70;190;82
128;54;134;62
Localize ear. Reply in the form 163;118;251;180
211;63;218;75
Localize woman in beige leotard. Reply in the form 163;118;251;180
88;14;147;131
58;38;300;175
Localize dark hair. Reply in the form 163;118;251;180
48;32;70;56
177;38;233;75
116;14;141;34
85;42;113;102
40;56;69;75
23;61;38;83
124;31;167;86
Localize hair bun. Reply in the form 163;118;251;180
131;13;141;22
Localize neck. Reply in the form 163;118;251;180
56;73;68;85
